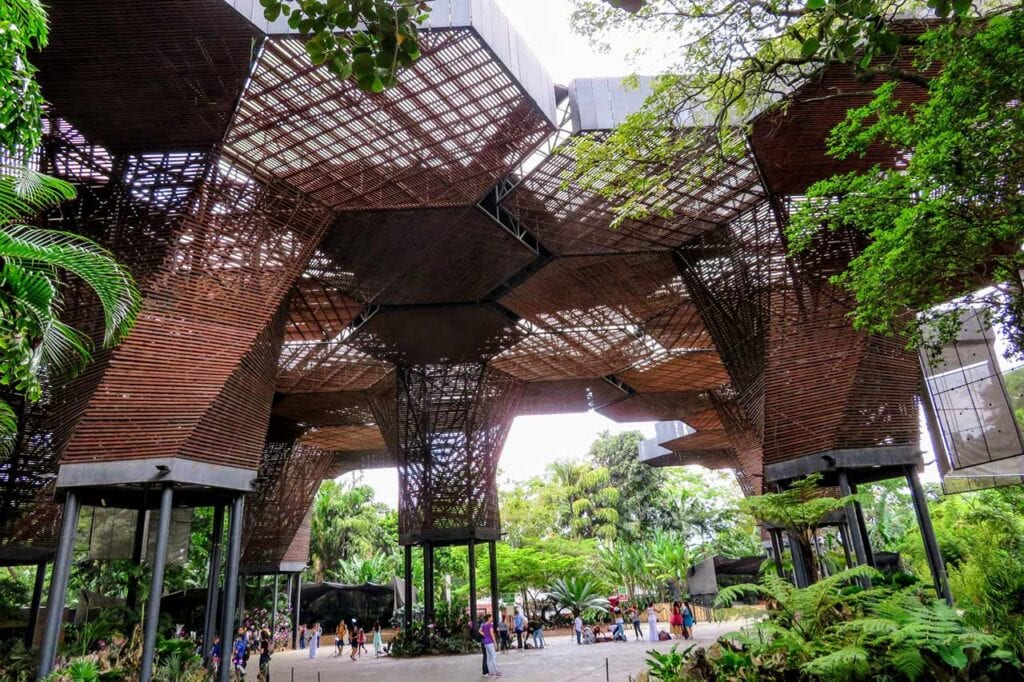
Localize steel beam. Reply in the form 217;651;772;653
219;495;244;682
906;465;953;605
202;504;225;664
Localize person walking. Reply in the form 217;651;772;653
682;601;696;639
257;629;271;682
372;623;383;657
472;617;488;675
481;614;502;678
530;619;545;648
357;627;367;655
646;603;658;642
232;629;248;680
307;622;320;659
334;621;347;656
630;607;642;640
497;614;510;651
513;608;526;649
574;613;583;645
349;620;359;661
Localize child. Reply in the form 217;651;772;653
209;634;222;675
357;627;367;655
232;630;247;680
372;624;383;657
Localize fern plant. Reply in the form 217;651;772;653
693;566;1024;681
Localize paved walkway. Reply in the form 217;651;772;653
269;623;738;681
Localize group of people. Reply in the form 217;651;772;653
298;621;382;660
572;601;697;645
208;626;273;681
669;600;696;639
473;608;544;678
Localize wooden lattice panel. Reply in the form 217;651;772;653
762;284;919;465
312;207;535;305
59;160;334;471
370;364;523;544
278;341;393;393
619;352;730;392
241;441;333;569
225;32;553;210
36;0;259;152
284;282;363;343
492;327;647;381
518;379;626;415
502;131;763;255
597;391;710;423
272;391;376;428
299;425;386;452
500;253;687;328
644;303;714;351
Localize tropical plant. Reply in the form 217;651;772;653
677;565;1024;681
256;0;425;91
0;171;141;443
739;474;856;583
548;576;610;618
309;477;394;582
644;644;694;681
547;458;621;540
333;551;398;585
1;0;48;159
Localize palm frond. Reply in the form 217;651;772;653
0;399;16;458
0;170;76;224
0;225;140;346
801;645;870;677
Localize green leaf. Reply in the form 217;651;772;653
806;0;826;9
936;644;968;669
801;36;820;58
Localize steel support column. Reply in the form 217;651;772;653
218;495;244;682
787;530;810;588
125;507;147;616
468;539;478;622
767;529;785;578
25;561;46;649
292;572;302;649
838;523;855;569
848;480;876;568
906;465;953;605
38;489;80;679
140;485;174;682
423;542;435;625
271;574;279;640
202;504;225;663
838;470;871;585
488;540;499;623
403;545;413;629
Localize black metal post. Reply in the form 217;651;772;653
838;523;854;569
838;470;871;576
219;495;244;682
125;507;147;616
38;489;80;679
467;539;478;622
238;577;246;626
787;530;810;587
403;545;413;629
25;561;46;649
291;572;302;649
423;542;435;625
140;485;174;682
202;504;225;664
488;540;499;623
271;574;280;640
906;465;953;605
767;529;785;578
848;480;876;568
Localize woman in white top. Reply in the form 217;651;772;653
646;603;658;642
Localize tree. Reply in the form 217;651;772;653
547;458;621;540
589;430;666;540
571;2;1022;356
788;11;1024;357
548;576;610;618
1;1;141;447
308;477;396;582
738;474;856;583
257;0;425;91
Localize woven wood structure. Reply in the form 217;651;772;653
1;1;932;571
370;365;524;545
